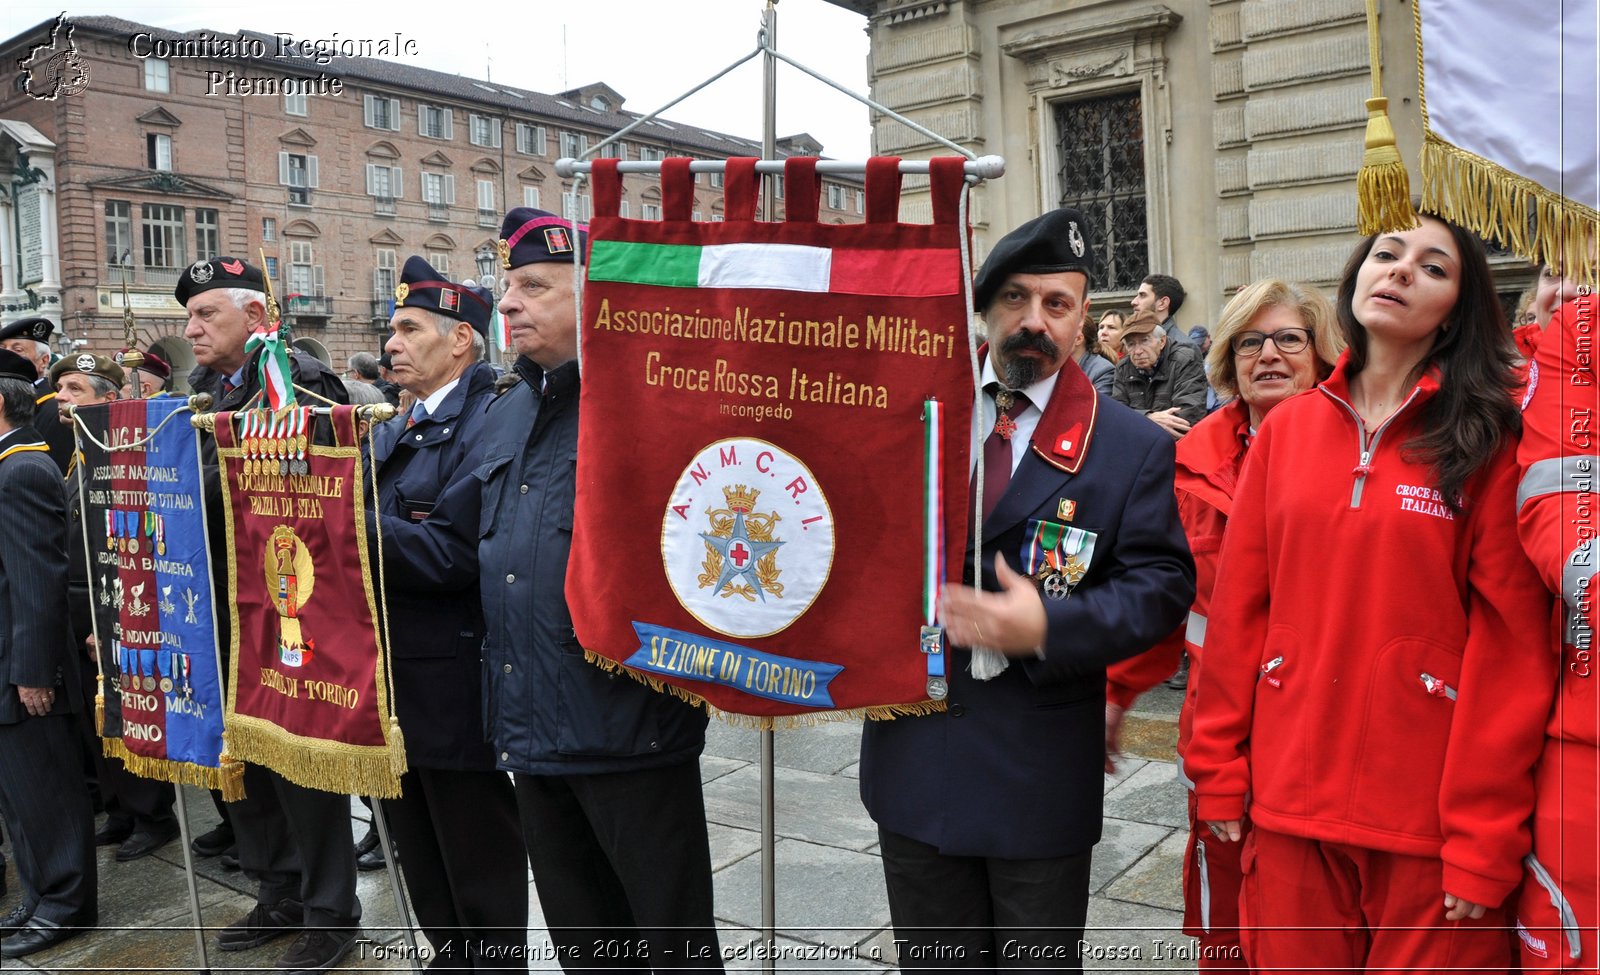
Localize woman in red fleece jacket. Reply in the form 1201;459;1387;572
1104;278;1342;969
1187;214;1559;971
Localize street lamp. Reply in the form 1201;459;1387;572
474;243;502;365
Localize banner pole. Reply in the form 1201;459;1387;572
370;800;424;972
172;787;212;974
759;2;779;971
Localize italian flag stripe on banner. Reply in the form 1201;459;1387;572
588;240;960;297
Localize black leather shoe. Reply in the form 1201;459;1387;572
115;824;180;862
217;898;302;951
190;821;235;858
0;920;84;959
352;825;379;858
356;841;389;871
93;819;133;846
277;926;361;974
218;846;240;871
0;905;30;937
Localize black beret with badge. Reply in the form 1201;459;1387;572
0;347;38;382
174;256;266;306
49;352;126;390
971;206;1096;312
394;255;494;336
497;207;587;270
0;316;55;345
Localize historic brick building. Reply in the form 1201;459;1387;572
0;14;864;381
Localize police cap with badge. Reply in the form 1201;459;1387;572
174;257;266;305
49;352;125;390
971;206;1095;312
0;316;55;347
394;256;494;335
497;207;587;270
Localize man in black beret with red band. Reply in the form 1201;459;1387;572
859;208;1194;972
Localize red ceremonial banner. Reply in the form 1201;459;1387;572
213;406;403;796
569;156;974;721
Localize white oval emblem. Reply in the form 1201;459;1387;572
75;353;96;371
1068;221;1086;258
661;438;834;639
189;260;214;284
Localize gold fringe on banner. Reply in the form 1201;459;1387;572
1422;134;1600;285
102;737;247;800
583;648;947;730
224;715;405;799
1355;0;1417;235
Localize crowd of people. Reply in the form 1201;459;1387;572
0;195;1593;975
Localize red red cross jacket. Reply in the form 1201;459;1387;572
1187;352;1558;908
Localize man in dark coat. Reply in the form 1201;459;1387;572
1110;308;1210;439
177;257;359;975
858;208;1194;971
0;317;74;474
51;353;181;862
479;208;721;971
0;348;97;959
368;256;527;970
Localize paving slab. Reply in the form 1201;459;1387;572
702;765;879;852
712;838;890;947
1103;829;1190;913
1103;760;1188;829
1083;897;1193;972
1091;818;1176;895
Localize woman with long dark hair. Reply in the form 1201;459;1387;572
1186;214;1558;970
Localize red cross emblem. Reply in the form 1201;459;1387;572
729;541;751;567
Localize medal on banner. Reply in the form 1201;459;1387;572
243;413;257;475
105;510;116;550
157;651;172;694
291;409;309;476
1021;519;1097;601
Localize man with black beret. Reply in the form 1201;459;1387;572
0;318;73;474
366;256;527;968
478;208;722;970
175;258;361;975
858;207;1194;970
0;347;97;959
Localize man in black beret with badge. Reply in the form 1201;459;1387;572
0;317;74;474
0;347;97;959
479;208;722;971
366;256;528;969
176;257;360;975
858;208;1194;971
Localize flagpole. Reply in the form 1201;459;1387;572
758;2;779;971
171;787;212;974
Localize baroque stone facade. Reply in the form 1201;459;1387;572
830;0;1535;325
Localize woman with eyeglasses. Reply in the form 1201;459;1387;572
1104;278;1342;969
1186;215;1558;970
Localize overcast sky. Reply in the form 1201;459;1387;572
3;1;874;158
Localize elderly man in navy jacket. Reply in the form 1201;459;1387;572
368;256;528;970
477;208;720;972
859;208;1194;972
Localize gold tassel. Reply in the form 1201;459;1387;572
387;716;408;779
1358;96;1419;235
219;750;248;801
1355;0;1417;235
94;691;105;737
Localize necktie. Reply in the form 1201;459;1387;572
405;403;426;429
982;386;1029;521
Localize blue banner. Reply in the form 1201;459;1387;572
625;621;842;709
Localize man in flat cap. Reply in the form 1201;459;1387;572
858;207;1194;971
478;208;722;971
366;256;527;968
51;354;183;863
0;318;73;474
0;348;97;959
175;258;360;974
1110;309;1209;440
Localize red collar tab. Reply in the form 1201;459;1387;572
1031;360;1098;474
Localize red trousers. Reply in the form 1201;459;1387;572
1239;827;1515;973
1183;791;1250;970
1516;741;1598;972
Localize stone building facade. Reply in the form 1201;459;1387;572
0;14;864;382
828;0;1536;327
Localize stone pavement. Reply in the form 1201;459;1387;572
4;683;1195;974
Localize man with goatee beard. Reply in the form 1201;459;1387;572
858;207;1194;973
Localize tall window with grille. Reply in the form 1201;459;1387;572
1054;91;1148;293
373;248;397;315
194;208;219;261
141;204;186;270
